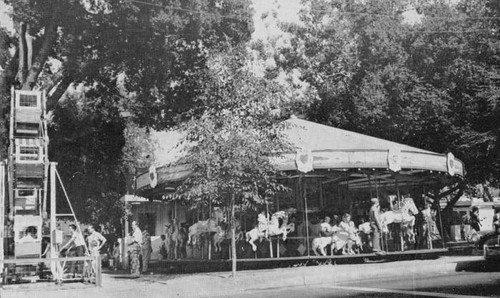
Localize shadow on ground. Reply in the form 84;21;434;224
455;258;500;272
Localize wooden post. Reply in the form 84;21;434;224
95;255;102;287
208;199;211;260
49;162;57;258
0;162;4;274
231;193;237;278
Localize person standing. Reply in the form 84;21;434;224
470;206;481;232
369;198;383;253
87;224;107;256
127;221;142;276
60;224;86;277
141;226;152;274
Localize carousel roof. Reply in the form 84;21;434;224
136;116;464;193
283;116;433;154
271;116;464;177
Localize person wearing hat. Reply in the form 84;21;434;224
369;198;383;253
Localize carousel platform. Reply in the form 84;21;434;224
148;248;450;273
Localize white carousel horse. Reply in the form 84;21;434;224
188;218;219;245
245;211;294;251
312;231;349;256
381;197;419;243
172;221;188;259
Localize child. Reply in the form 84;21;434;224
111;241;121;270
339;213;357;254
159;234;168;260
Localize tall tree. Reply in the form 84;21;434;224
0;0;255;228
173;46;290;277
2;0;254;126
278;0;500;186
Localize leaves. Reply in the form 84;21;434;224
278;0;500;185
171;46;291;211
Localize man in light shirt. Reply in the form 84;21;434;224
127;221;142;276
60;224;86;276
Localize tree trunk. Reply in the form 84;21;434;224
22;5;59;90
231;193;237;278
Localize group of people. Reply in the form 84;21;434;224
59;224;107;277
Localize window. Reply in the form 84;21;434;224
19;146;40;161
19;94;38;107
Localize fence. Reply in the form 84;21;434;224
0;255;102;286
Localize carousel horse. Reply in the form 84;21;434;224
381;197;419;243
188;218;219;245
213;220;243;253
312;231;349;256
171;220;188;259
245;211;294;252
164;223;175;259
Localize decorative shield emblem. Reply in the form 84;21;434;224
387;147;402;172
447;152;455;176
149;165;158;188
295;148;313;173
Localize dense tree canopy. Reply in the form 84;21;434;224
277;0;500;185
0;0;255;229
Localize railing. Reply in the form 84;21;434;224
0;255;102;286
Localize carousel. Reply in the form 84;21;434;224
132;116;465;262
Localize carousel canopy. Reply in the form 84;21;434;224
136;116;464;193
272;116;464;176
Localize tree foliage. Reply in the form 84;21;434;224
279;0;500;185
173;46;290;210
0;0;255;230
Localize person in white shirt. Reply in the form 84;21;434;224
320;216;335;236
60;224;86;276
128;221;142;276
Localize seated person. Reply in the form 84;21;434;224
19;226;37;243
339;213;357;254
320;216;335;236
358;218;372;252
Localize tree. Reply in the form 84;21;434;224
278;0;500;187
0;0;255;230
3;0;254;123
172;46;290;277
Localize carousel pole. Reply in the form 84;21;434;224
302;174;310;257
395;176;404;252
266;200;273;258
368;173;373;199
276;196;280;259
